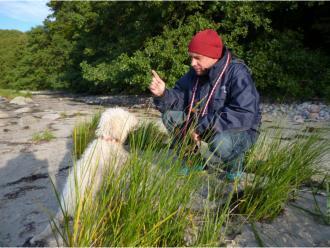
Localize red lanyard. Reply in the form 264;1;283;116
183;52;231;136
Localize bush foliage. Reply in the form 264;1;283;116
0;1;330;100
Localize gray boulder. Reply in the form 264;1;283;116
309;104;321;113
18;116;38;127
10;96;33;105
0;110;10;119
293;115;304;124
42;113;61;121
14;107;33;114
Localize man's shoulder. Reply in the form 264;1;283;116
184;67;196;78
229;57;252;75
177;68;195;86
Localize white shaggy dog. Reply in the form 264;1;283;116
28;108;138;245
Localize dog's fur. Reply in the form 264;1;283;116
29;108;138;245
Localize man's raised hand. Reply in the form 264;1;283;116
149;70;166;97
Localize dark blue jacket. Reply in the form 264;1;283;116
154;49;261;135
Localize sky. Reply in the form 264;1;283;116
0;0;52;32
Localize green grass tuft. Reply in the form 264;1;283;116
47;113;329;246
128;121;169;152
72;111;101;159
238;129;330;221
32;129;55;143
62;114;229;246
0;88;31;99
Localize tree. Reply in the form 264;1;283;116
1;1;329;100
0;30;27;88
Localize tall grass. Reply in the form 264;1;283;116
61;115;230;246
64;153;198;246
50;113;329;246
327;178;330;224
128;121;168;152
72;111;101;159
238;129;330;221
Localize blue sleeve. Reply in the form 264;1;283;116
196;64;259;134
153;71;191;113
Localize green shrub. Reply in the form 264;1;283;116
2;2;330;100
0;88;31;100
0;30;27;89
80;14;217;93
247;30;330;100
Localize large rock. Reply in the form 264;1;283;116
0;110;10;119
308;112;319;120
0;121;7;127
18;116;38;127
261;113;273;123
293;115;304;124
9;96;33;105
0;96;7;103
41;113;61;120
319;110;330;120
14;107;33;114
309;104;321;113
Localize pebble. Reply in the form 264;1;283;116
41;95;330;123
308;112;319;120
309;104;321;113
293;115;304;124
259;102;330;123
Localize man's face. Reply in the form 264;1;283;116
189;52;218;75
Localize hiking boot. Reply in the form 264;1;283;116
179;164;205;176
225;171;243;181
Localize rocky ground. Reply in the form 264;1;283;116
0;92;329;246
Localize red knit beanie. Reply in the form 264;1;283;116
188;29;223;59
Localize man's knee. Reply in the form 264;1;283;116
208;130;253;162
208;131;234;162
162;110;186;133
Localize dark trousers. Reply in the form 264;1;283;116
162;110;258;179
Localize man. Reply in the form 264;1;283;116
149;29;261;180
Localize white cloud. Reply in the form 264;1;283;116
0;0;51;23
